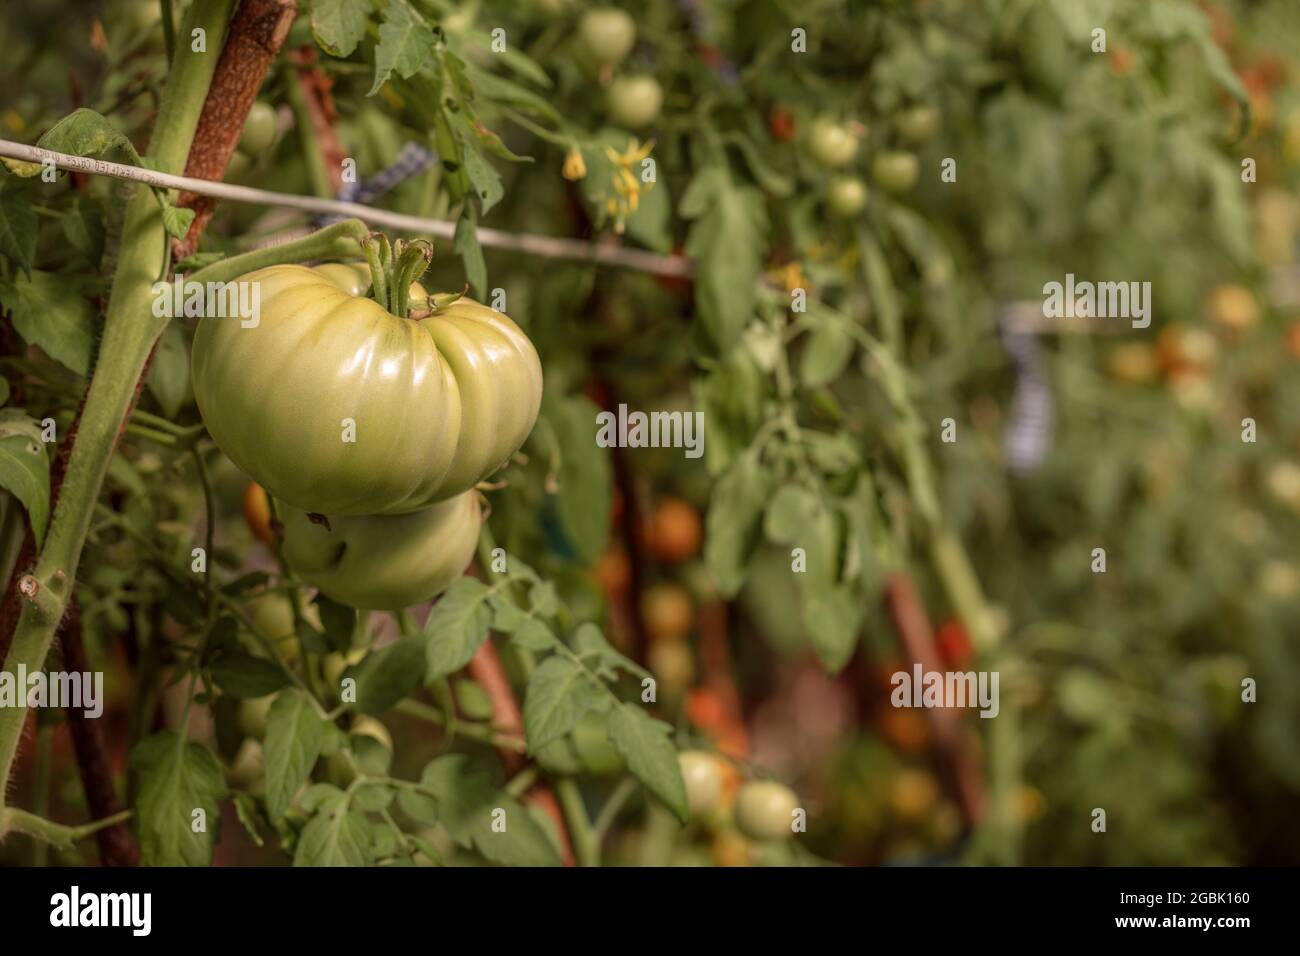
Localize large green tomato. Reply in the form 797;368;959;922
191;264;543;516
279;490;482;610
607;76;663;129
578;8;636;66
734;780;799;841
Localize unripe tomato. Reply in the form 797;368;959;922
827;176;867;217
226;738;265;793
1106;343;1159;384
242;481;275;546
710;829;752;867
1206;283;1259;329
678;750;723;818
248;593;300;666
279;491;482;610
894;105;940;146
239;101;276;156
572;712;625;775
807;117;858;168
645;497;702;564
646;639;694;694
225;151;251;180
734;780;799;841
872;151;920;193
607;75;662;129
577;8;636;66
238;692;278;739
888;769;939;821
322;647;366;700
641;582;694;642
192;264;543;516
325;716;394;786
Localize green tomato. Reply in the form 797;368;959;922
895;105;940;146
572;712;625;775
578;8;636;66
678;750;723;818
827;176;867;216
238;692;278;740
607;75;663;129
734;780;799;841
807;118;859;168
279;491;482;610
872;151;920;193
324;717;393;786
239;101;277;156
191;263;543;516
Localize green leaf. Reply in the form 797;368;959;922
418;754;561;865
311;0;370;58
146;320;190;419
724;131;794;197
209;652;289;699
0;410;50;548
230;791;265;848
423;578;493;684
0;270;96;375
0;185;36;274
695;349;764;476
624;175;672;253
37;108;141;167
799;311;854;388
314;593;357;653
608;703;688;822
705;451;772;597
550;395;613;562
463;65;561;124
522;655;602;751
858;228;902;347
460;140;504;215
294;802;374;867
160;204;195;240
682;167;768;352
62;198;106;265
764;484;822;545
352;635;425;714
264;689;328;821
453;209;487;298
512;617;558;652
368;0;434;96
130;732;228;866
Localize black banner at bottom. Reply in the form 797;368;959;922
0;865;1283;942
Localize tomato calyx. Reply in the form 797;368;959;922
360;233;433;319
410;285;470;319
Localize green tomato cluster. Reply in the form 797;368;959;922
191;258;543;609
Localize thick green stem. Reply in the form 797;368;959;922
0;807;134;850
188;219;369;285
362;234;390;313
0;0;235;811
554;779;600;867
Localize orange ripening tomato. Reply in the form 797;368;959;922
242;482;275;547
878;707;931;754
645;497;702;564
1109;45;1135;76
1286;323;1300;361
593;548;632;599
935;618;973;667
769;106;796;142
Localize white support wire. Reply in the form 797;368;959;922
0;138;694;279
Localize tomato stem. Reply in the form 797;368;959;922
390;239;433;319
187;219;369;286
